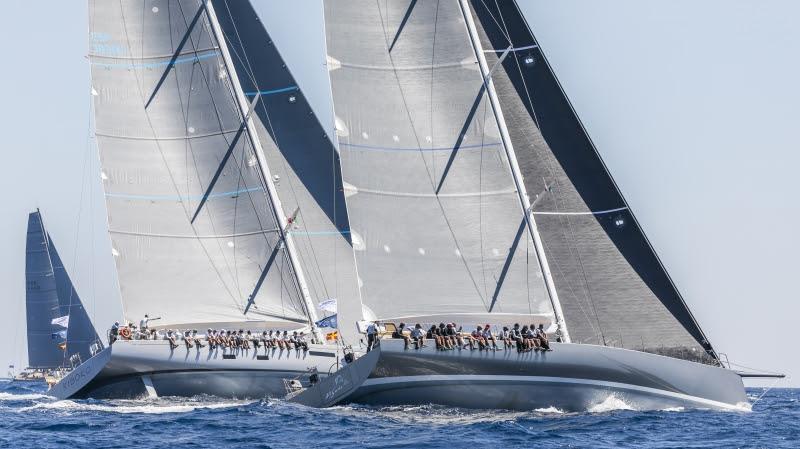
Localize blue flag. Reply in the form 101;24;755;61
315;315;337;329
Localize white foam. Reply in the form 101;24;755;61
659;406;685;412
19;399;254;414
533;406;565;414
0;392;49;401
588;395;635;413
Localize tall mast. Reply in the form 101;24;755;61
204;1;322;341
458;0;571;342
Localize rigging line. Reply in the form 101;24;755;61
177;3;243;306
476;0;513;45
118;2;238;307
194;2;299;311
479;1;587;331
219;1;330;307
491;1;605;343
209;5;310;317
375;0;489;309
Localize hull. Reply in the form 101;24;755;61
351;340;749;411
64;340;344;400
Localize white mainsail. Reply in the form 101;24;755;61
89;0;312;328
323;0;556;325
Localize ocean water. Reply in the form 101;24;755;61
0;381;796;448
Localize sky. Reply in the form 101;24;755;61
0;0;797;387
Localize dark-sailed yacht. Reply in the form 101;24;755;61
49;0;774;411
20;210;101;382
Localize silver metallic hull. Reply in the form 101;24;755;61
350;340;749;411
69;341;343;400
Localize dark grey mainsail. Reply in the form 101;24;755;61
323;0;556;323
25;211;65;369
210;0;363;342
89;0;312;328
466;1;715;361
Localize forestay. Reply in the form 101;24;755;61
89;0;309;327
323;0;555;322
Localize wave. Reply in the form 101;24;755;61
533;406;565;414
0;392;50;401
587;395;635;413
19;399;254;415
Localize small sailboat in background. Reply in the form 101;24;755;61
16;210;102;383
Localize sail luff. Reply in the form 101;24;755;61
457;0;570;341
203;0;321;340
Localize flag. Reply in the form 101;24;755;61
51;330;67;340
51;315;69;328
315;314;337;329
318;298;337;313
325;331;339;341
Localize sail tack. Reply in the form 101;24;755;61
89;0;308;327
467;0;716;360
323;0;555;322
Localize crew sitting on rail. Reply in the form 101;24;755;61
165;330;179;349
192;330;205;348
471;326;488;350
409;324;426;349
183;330;194;349
392;322;412;350
281;331;293;350
527;325;542;351
510;323;524;351
293;331;309;351
536;324;551;351
109;321;120;345
500;326;513;349
483;324;499;350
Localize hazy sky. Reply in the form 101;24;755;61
1;1;797;387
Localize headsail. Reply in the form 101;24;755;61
89;0;310;328
47;233;100;364
323;0;556;323
467;1;716;361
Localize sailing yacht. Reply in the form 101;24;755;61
51;0;763;410
49;0;367;400
18;210;101;382
321;0;753;411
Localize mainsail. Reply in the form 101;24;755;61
467;1;716;361
88;0;313;328
323;0;556;324
25;211;66;369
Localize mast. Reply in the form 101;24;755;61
204;0;322;341
457;0;571;342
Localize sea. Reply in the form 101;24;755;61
0;381;796;448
